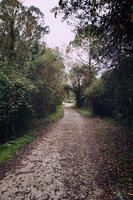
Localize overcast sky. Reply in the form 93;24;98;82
24;0;75;49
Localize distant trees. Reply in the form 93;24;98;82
0;0;64;142
70;64;95;107
58;0;133;125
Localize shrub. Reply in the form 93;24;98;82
84;56;133;125
0;66;37;142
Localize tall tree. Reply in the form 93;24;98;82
56;0;133;63
0;0;49;64
70;63;95;107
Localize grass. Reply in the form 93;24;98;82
49;105;64;122
0;105;64;165
0;131;37;165
76;107;93;118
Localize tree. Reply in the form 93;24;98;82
0;1;64;142
0;0;49;64
56;0;133;127
56;0;133;66
31;47;65;116
70;63;95;107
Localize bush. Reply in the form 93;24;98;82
0;66;37;142
84;79;113;116
85;56;133;125
0;48;64;143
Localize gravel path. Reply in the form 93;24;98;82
0;107;113;200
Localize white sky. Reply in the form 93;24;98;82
24;0;75;49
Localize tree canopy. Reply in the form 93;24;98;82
0;0;64;142
58;0;133;125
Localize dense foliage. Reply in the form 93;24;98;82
58;0;133;125
0;0;64;142
85;56;133;124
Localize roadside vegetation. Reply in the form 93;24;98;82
49;106;64;122
0;105;64;165
0;0;65;145
76;107;93;118
60;0;133;126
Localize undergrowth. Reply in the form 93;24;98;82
76;107;93;118
0;105;64;165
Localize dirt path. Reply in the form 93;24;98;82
0;107;115;200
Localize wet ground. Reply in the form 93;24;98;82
0;106;116;200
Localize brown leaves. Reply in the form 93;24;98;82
94;117;133;199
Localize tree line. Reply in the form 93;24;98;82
58;0;133;125
0;0;64;143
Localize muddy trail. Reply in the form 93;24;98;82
0;106;118;200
